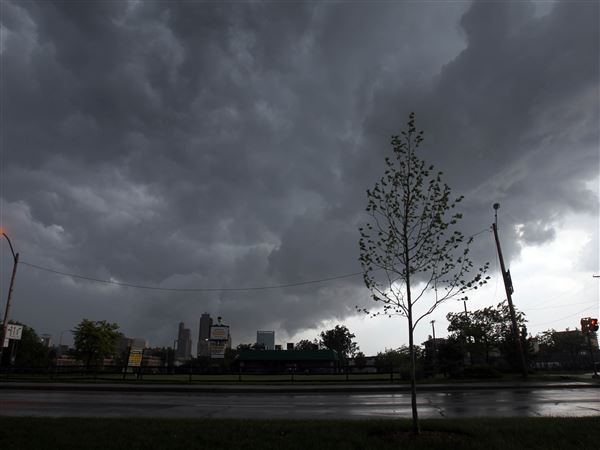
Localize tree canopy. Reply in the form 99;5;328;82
319;325;359;359
447;301;528;367
72;319;122;368
295;339;319;351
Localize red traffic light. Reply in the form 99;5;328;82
582;317;599;333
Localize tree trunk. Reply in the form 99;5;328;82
408;303;420;434
403;134;419;434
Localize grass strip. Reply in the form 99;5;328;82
0;416;598;450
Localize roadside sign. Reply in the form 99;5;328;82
6;324;23;340
128;350;143;367
209;341;226;359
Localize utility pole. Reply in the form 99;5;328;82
430;320;437;371
0;232;19;365
492;204;527;378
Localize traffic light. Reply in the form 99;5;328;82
581;317;590;333
581;318;598;333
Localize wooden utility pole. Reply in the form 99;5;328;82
0;233;19;365
492;204;527;378
430;320;437;371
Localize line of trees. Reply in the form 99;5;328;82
3;316;596;376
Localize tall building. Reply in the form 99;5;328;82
257;330;275;350
197;313;213;357
176;322;192;359
40;334;53;348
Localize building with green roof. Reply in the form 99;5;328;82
237;349;340;373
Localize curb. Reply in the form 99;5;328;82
0;381;598;394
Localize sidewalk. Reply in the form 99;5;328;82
0;380;598;394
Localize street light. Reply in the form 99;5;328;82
0;230;19;364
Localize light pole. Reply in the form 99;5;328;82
0;231;19;365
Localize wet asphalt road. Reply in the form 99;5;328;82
1;388;599;419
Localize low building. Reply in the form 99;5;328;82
238;349;339;373
347;355;377;373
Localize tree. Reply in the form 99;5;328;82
72;319;122;369
358;113;489;434
295;339;319;351
494;301;532;370
3;321;51;368
447;307;502;365
436;337;466;377
354;351;367;370
447;301;529;369
319;325;359;359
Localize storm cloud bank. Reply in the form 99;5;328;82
1;1;597;347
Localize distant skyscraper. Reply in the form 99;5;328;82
40;334;53;348
257;330;275;350
176;322;192;359
197;313;213;357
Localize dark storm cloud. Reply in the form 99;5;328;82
1;1;597;347
357;0;599;263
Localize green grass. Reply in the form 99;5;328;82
0;417;598;450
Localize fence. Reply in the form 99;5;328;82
0;362;406;383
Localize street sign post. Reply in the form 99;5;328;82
2;324;23;347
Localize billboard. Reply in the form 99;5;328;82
210;325;229;340
209;325;229;359
209;341;227;359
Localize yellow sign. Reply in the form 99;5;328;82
128;351;143;367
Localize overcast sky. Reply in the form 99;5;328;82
1;0;598;355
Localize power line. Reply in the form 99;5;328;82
529;304;599;328
18;227;491;293
522;299;598;312
522;282;596;310
20;261;364;292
